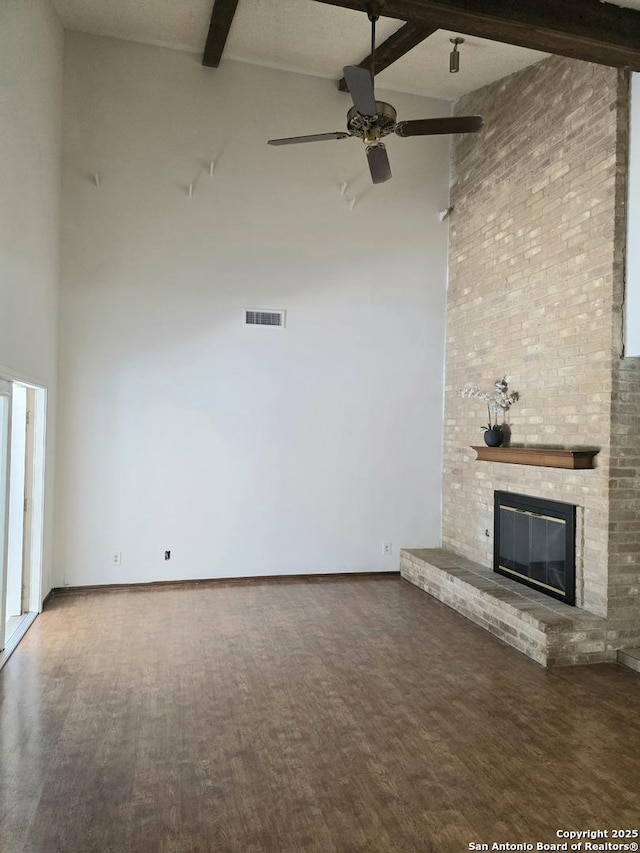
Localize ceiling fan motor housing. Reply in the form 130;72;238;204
346;101;397;139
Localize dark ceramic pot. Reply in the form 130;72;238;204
483;428;504;447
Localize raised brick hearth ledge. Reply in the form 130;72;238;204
400;548;609;667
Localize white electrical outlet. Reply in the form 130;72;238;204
111;552;122;567
383;542;392;555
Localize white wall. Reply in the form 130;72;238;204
56;33;450;586
0;0;63;601
626;72;640;356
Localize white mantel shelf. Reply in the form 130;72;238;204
471;446;599;469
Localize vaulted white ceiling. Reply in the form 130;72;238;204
51;0;640;100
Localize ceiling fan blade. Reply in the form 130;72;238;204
343;66;377;117
268;132;351;146
366;144;392;184
395;115;484;138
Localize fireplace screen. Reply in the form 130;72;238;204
494;491;575;605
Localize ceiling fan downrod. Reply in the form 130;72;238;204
366;0;384;84
369;12;377;83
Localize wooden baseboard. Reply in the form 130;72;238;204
51;571;401;597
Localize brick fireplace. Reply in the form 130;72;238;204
401;55;640;666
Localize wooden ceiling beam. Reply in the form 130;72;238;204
338;22;437;91
312;0;640;71
203;0;240;68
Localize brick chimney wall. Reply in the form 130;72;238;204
443;55;629;625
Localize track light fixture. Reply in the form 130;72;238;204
450;37;464;73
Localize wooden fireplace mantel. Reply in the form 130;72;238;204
471;446;599;469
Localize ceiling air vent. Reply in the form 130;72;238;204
244;309;286;328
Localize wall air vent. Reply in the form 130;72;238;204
244;309;286;328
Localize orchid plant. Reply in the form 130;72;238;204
458;377;520;432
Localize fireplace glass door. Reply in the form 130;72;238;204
494;492;575;605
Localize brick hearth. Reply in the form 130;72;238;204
400;549;608;667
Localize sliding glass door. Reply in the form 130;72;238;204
0;379;11;648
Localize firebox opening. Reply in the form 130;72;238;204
494;491;576;605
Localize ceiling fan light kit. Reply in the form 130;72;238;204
267;4;483;185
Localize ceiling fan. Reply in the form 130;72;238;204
267;0;483;185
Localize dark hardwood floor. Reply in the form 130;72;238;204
1;576;639;853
